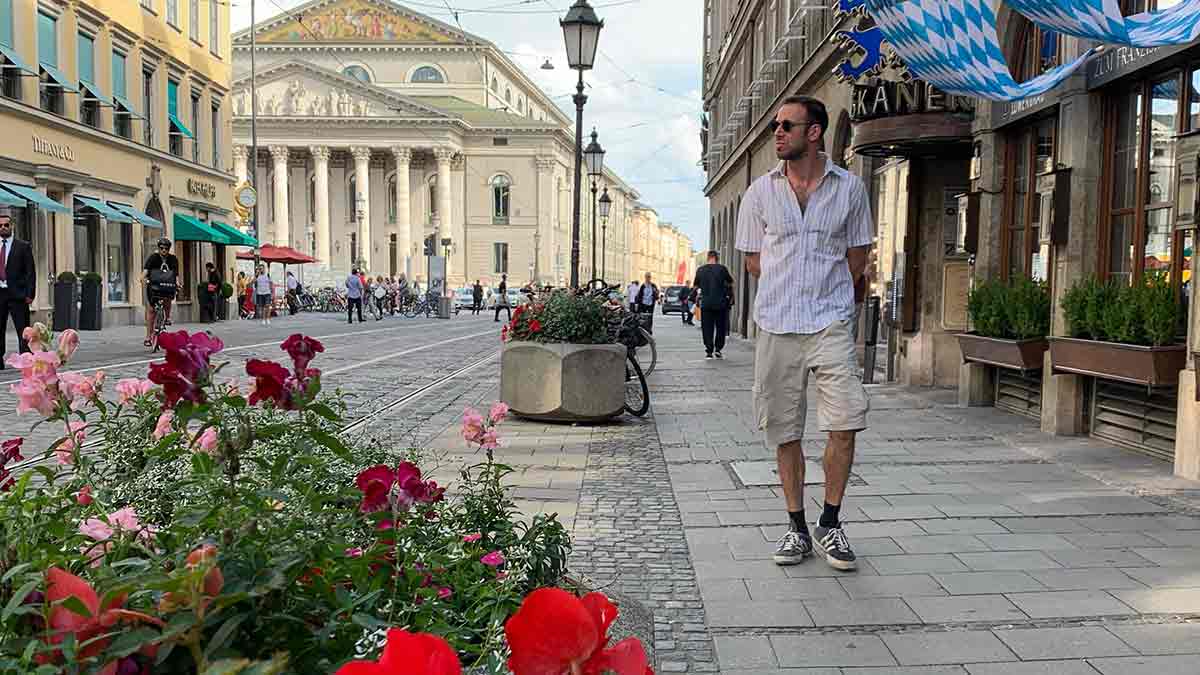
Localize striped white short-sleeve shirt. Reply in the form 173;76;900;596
735;156;873;335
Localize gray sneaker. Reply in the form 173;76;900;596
813;525;857;571
773;530;813;566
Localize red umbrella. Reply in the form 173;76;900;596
236;244;318;264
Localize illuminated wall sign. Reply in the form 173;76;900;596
32;135;75;162
850;81;975;123
187;178;217;201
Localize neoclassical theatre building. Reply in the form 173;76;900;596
231;0;639;287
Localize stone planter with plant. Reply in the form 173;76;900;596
1051;274;1185;387
958;276;1050;372
78;272;103;331
51;271;79;331
499;291;627;422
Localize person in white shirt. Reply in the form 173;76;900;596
285;271;301;315
254;265;273;326
626;279;639;313
736;95;872;573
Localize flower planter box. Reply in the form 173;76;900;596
957;333;1047;372
1049;337;1186;387
500;341;626;422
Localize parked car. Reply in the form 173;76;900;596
507;288;525;307
453;287;475;309
662;285;691;315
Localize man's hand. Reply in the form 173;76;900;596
847;246;869;282
24;297;33;305
746;253;761;279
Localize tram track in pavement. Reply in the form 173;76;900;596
6;321;502;473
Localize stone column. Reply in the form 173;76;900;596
351;146;373;271
232;146;248;183
309;146;331;266
391;146;412;279
433;146;455;281
535;156;556;284
269;145;290;247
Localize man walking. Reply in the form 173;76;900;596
679;280;695;326
0;207;35;367
346;268;365;324
472;279;484;315
494;274;511;323
635;272;658;332
736;95;872;571
626;279;639;313
693;250;734;359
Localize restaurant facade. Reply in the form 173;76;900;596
0;0;238;327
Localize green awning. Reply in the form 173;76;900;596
38;62;79;93
173;213;231;245
112;93;145;120
0;190;23;207
75;196;132;222
0;44;36;77
0;182;71;213
78;79;114;107
210;221;257;247
168;112;194;139
108;202;162;229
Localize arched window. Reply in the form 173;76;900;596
387;175;398;222
411;66;445;83
490;77;498;93
505;87;512;104
492;175;512;223
428;174;438;219
517;97;524;112
342;65;372;83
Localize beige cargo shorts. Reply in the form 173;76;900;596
753;320;870;448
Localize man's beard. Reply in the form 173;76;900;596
776;143;808;161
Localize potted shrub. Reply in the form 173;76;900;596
957;276;1050;371
499;291;627;422
78;271;103;331
1050;274;1185;387
218;281;234;320
51;271;79;331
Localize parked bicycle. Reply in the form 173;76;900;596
576;279;652;416
579;278;657;377
148;296;169;352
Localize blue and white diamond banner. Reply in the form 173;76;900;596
1004;0;1200;47
865;0;1099;101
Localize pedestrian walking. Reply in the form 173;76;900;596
494;274;511;323
205;262;222;321
0;206;35;367
679;280;695;326
736;95;872;572
472;280;484;315
285;271;301;315
346;268;365;324
626;279;639;313
693;251;734;358
253;265;273;326
634;272;658;333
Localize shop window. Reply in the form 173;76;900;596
177;240;193;301
493;242;509;274
106;220;130;302
73;213;100;276
1003;117;1056;281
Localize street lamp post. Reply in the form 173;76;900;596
598;187;611;282
583;129;605;281
355;196;367;270
560;0;603;288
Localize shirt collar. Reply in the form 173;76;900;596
770;153;843;181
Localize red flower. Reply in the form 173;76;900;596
147;362;204;407
334;628;461;675
42;567;162;671
157;330;223;381
529;319;543;333
281;334;325;374
246;359;292;408
505;588;653;675
1;437;23;462
513;304;526;322
354;463;444;513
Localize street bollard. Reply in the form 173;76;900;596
863;295;881;384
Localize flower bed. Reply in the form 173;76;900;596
0;324;651;674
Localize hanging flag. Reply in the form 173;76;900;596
865;0;1098;101
1003;0;1200;48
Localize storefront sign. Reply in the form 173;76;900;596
32;135;75;162
850;80;974;123
187;178;217;201
991;93;1057;127
1087;43;1192;89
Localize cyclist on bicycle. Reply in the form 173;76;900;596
143;237;179;347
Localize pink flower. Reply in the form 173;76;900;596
12;379;55;416
79;507;154;566
489;402;510;425
108;507;154;541
438;587;453;600
479;428;500;452
481;551;506;567
196;427;219;455
21;323;50;352
78;518;114;542
75;485;93;506
354;463;445;513
462;533;482;543
461;407;486;445
153;410;174;440
56;329;80;364
115;378;155;404
7;351;61;386
59;372;103;409
56;421;87;465
345;547;364;558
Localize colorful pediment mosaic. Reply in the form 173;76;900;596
258;0;456;43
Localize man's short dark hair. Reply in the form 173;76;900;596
707;250;719;261
780;95;828;137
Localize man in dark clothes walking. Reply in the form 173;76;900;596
0;206;35;366
494;274;511;323
472;279;484;315
693;250;735;359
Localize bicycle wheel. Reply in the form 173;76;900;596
624;352;650;417
637;328;658;376
151;304;167;352
404;302;420;318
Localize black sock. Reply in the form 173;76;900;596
788;510;809;535
819;502;841;529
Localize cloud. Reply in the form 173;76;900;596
231;0;709;248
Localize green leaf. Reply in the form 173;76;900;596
2;562;33;584
310;429;351;461
107;627;160;658
58;594;92;618
307;402;341;423
204;613;248;660
203;659;252;675
2;580;40;622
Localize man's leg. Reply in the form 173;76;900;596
10;297;30;354
715;309;729;355
0;294;11;363
700;309;715;355
145;303;155;341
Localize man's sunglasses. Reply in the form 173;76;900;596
768;119;815;134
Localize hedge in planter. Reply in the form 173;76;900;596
51;272;79;331
79;272;103;331
959;276;1050;371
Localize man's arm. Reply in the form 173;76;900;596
847;246;869;283
745;253;761;279
22;242;35;302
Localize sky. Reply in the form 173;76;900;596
230;0;710;251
